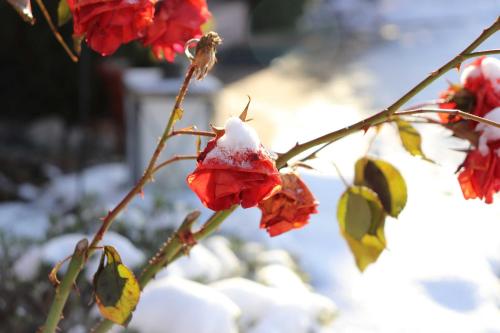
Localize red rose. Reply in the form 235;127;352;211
187;118;281;211
68;0;155;56
258;172;318;237
142;0;211;61
457;140;500;204
461;57;500;119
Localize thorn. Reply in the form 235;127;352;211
139;189;145;199
239;95;251;121
455;62;462;72
362;125;370;134
210;124;225;136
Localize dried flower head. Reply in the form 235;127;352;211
190;31;222;80
259;172;318;237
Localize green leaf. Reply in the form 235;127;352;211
6;0;34;25
57;0;72;27
338;190;371;240
337;186;387;271
93;246;140;326
354;157;407;218
396;119;433;162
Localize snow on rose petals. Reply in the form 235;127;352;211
187;117;281;212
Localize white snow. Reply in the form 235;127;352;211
0;202;49;240
460;56;500;91
129;276;240;333
255;264;310;292
13;247;42;281
476;107;500;156
212;277;337;332
481;57;500;92
13;231;145;282
204;236;242;278
204;117;261;167
218;117;260;151
158;243;223;282
460;62;481;86
37;163;129;212
255;249;297;269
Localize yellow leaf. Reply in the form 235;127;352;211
57;0;72;27
337;186;387;271
396;119;434;163
342;231;386;272
93;246;140;326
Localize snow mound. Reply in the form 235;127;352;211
204;117;261;167
129;276;240;333
476;107;500;156
255;249;297;269
13;247;43;281
218;117;260;151
158;243;223;282
205;236;242;278
37;163;129;212
0;202;49;240
212;278;337;332
481;57;500;92
460;63;481;86
256;264;309;292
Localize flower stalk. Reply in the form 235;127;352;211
41;239;88;333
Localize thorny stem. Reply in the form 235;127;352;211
275;17;499;167
41;239;88;333
87;65;196;253
396;108;500;128
34;0;78;62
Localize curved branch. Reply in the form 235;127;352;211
396;108;500;128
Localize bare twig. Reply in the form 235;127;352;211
153;155;198;174
34;0;78;62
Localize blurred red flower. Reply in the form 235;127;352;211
68;0;156;56
439;57;500;123
457;140;500;204
187;131;281;211
258;172;318;237
142;0;211;61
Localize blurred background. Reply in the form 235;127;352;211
0;0;500;332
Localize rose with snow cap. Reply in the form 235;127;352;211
457;107;500;204
187;117;281;211
258;172;318;237
439;56;500;123
67;0;156;56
